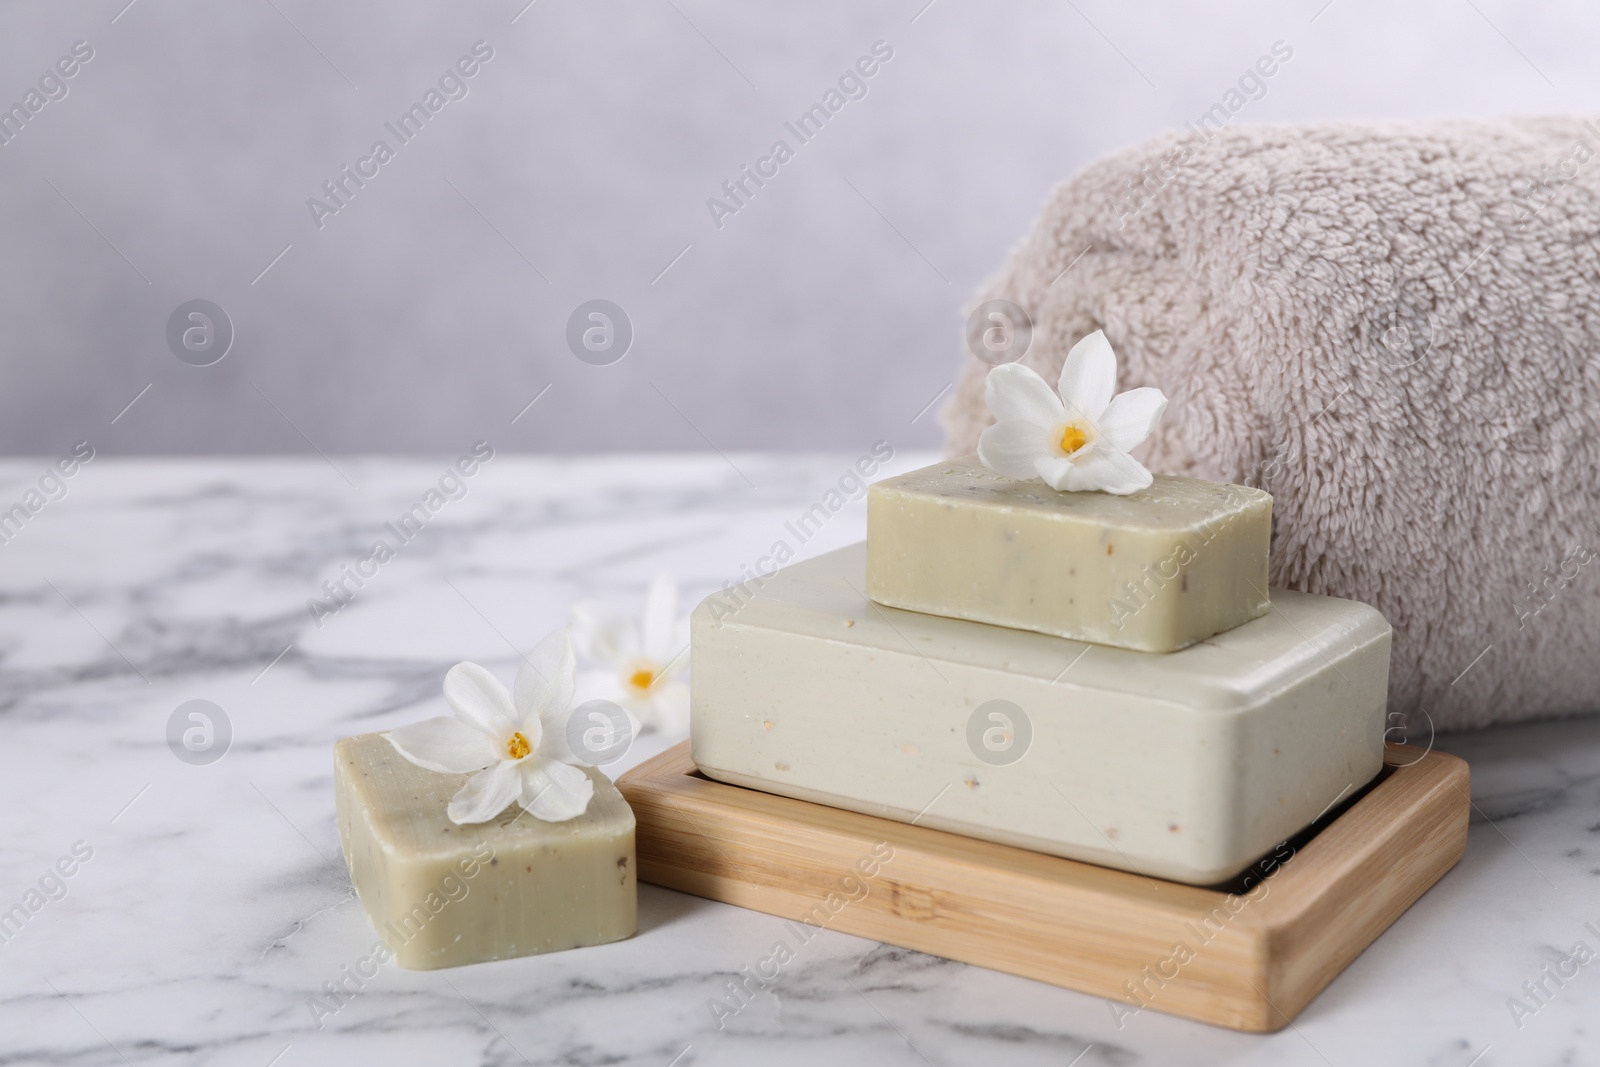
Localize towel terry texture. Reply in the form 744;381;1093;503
941;117;1600;731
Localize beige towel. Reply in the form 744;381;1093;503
942;117;1600;731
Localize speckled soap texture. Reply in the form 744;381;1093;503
693;542;1390;885
866;456;1272;652
334;733;636;970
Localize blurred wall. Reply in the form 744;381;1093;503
1;0;1596;455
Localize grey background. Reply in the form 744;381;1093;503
1;0;1595;455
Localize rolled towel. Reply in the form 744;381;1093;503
942;117;1600;731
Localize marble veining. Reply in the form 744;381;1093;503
1;455;1598;1066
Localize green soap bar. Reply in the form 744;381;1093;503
867;456;1272;652
334;733;636;970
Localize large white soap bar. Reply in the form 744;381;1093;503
335;733;636;969
692;544;1389;885
867;456;1272;651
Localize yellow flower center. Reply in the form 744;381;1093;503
1058;422;1089;455
505;732;531;760
627;667;657;692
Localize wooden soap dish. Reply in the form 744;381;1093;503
617;742;1468;1032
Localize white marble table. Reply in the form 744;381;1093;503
3;455;1598;1067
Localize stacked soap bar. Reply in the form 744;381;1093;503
691;457;1391;886
867;457;1273;651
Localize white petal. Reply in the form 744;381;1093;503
442;662;517;736
574;668;627;705
1035;444;1153;495
659;619;691;679
534;662;592;758
1057;330;1118;422
514;627;577;732
640;574;681;662
535;692;589;764
620;703;644;743
519;760;595;823
569;600;636;667
984;364;1064;428
606;682;652;717
642;681;691;736
1096;388;1168;453
446;761;524;824
978;419;1052;480
384;717;500;774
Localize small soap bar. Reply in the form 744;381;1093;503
866;456;1272;652
334;733;636;969
692;544;1389;886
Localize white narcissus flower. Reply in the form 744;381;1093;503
977;329;1168;495
383;628;595;825
570;574;690;735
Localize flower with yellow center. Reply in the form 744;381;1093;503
570;574;691;735
977;329;1167;494
383;627;597;825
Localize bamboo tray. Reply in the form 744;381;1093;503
617;742;1468;1032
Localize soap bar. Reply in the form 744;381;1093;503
334;733;636;969
866;456;1272;652
692;544;1389;885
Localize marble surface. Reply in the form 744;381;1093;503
2;454;1599;1067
